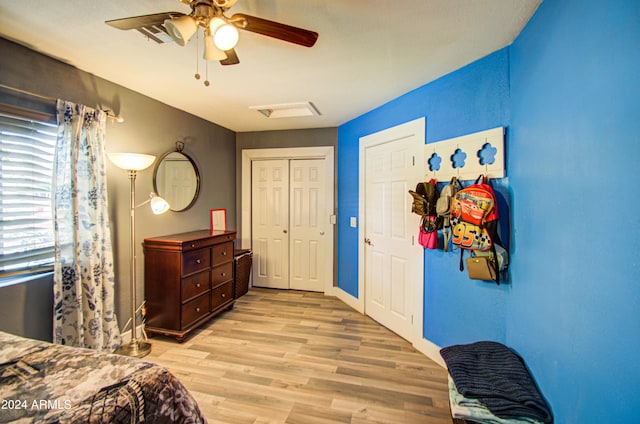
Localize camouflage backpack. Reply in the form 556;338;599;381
408;179;441;232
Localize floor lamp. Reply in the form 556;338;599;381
109;153;170;358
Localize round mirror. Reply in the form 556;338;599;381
153;148;200;212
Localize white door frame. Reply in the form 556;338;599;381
358;118;425;346
241;146;335;294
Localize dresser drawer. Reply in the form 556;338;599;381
181;293;210;328
183;249;210;275
212;242;233;263
181;270;209;302
182;238;214;252
212;261;233;286
211;281;233;310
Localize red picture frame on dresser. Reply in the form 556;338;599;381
210;208;226;232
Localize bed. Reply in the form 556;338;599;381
0;331;206;423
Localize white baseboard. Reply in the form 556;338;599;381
333;286;364;313
414;336;446;368
326;287;446;369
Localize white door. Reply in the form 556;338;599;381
251;160;289;289
361;119;424;342
289;159;327;292
251;158;329;292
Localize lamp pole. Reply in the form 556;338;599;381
115;168;151;358
109;152;168;358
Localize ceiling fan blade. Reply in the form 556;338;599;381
231;13;318;48
220;49;240;66
105;12;185;31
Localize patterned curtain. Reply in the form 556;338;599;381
53;100;121;351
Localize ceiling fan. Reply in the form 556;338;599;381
106;0;319;67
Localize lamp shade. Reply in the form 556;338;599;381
208;17;225;33
108;153;156;171
204;31;227;61
164;15;198;46
149;193;170;215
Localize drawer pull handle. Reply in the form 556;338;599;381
196;259;201;264
196;307;200;313
221;272;226;277
196;283;201;288
191;243;195;248
222;251;227;256
221;293;226;298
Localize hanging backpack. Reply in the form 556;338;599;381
435;176;461;251
450;175;505;283
408;179;441;232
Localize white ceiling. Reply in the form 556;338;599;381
0;0;540;132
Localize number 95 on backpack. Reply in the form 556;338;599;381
451;222;493;251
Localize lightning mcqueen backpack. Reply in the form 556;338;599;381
450;175;505;283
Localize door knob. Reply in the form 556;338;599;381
283;229;288;234
364;238;374;246
320;231;325;236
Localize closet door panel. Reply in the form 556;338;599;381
251;160;290;289
289;159;327;292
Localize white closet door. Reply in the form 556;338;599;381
363;133;423;341
289;159;327;292
251;160;289;289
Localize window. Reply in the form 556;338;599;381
0;111;57;277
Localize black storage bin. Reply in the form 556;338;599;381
234;249;252;298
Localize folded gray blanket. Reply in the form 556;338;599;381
440;341;553;424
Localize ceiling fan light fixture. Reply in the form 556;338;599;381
208;17;225;32
213;23;239;51
164;15;197;46
204;31;227;60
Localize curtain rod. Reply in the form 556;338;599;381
0;82;123;122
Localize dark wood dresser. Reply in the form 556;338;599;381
143;229;236;342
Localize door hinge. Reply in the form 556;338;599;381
412;155;416;166
412;235;415;246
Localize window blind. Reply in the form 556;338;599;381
0;112;57;276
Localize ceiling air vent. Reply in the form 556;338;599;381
250;102;321;119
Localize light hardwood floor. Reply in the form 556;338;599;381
145;288;451;424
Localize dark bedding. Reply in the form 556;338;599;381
0;331;206;423
440;341;552;424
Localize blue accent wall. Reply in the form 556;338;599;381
336;0;640;422
507;0;640;422
338;48;512;343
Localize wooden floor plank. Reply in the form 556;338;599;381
146;288;450;423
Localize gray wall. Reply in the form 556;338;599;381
236;128;338;283
0;275;54;342
0;37;236;340
236;127;338;230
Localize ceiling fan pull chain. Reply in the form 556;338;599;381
204;60;210;87
194;29;201;80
